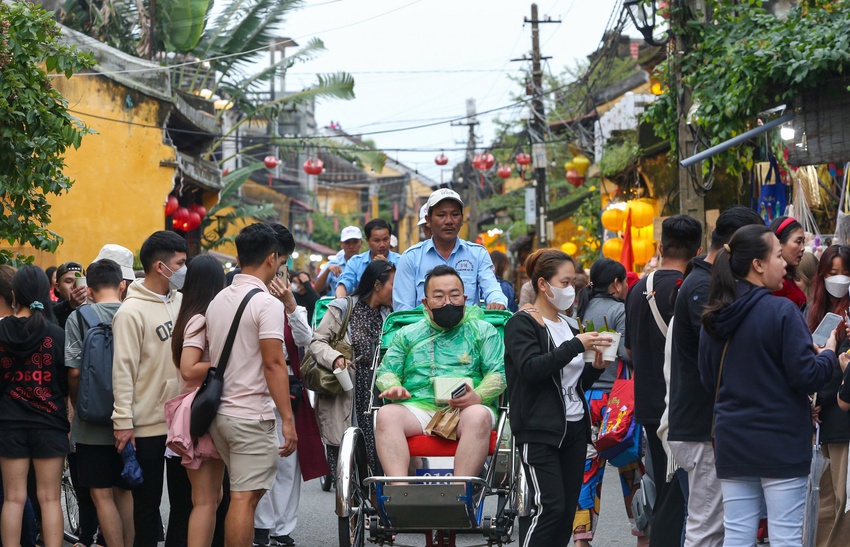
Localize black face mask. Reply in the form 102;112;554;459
430;303;465;330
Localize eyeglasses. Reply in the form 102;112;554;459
427;294;465;306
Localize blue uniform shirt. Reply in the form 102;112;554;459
392;238;508;311
336;249;402;294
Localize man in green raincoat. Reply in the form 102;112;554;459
375;265;506;478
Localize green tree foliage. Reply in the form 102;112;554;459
309;211;361;251
0;1;93;264
643;1;850;174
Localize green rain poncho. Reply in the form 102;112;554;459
376;305;506;412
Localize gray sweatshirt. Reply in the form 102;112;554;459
581;296;630;391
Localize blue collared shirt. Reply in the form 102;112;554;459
336;249;402;294
392;238;508;311
318;250;347;295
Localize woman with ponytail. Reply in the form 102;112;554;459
699;225;835;545
0;266;69;547
504;249;611;546
571;258;644;545
770;216;808;309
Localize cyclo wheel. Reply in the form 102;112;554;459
337;460;366;547
61;458;80;544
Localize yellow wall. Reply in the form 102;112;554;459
31;75;177;268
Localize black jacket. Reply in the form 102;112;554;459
817;339;850;444
504;311;602;447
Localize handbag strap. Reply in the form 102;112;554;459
645;271;669;338
214;288;262;379
710;339;731;438
331;296;354;345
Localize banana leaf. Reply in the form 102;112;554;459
159;0;214;52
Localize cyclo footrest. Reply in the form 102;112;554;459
364;476;487;530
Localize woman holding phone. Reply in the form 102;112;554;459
806;245;850;546
699;224;836;545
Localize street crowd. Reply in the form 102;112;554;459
0;187;847;547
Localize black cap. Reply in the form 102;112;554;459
56;261;84;279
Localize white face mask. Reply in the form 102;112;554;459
161;263;187;291
546;282;576;310
824;274;850;299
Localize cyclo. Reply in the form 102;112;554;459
334;307;528;547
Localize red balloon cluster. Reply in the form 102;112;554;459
434;153;449;166
171;203;206;231
303;158;324;175
515;152;531;166
472;153;495;171
497;165;512;179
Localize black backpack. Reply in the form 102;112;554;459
75;305;115;425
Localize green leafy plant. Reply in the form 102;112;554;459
643;2;850;174
582;317;615;333
0;1;94;264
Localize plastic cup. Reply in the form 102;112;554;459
600;332;622;363
333;366;354;392
584;347;596;363
74;277;87;289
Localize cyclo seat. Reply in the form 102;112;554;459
407;431;499;458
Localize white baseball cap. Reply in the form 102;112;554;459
426;188;464;212
94;244;135;281
340;226;363;242
417;203;429;226
390;235;398;248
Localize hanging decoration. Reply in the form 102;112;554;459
515;152;531;166
185;211;202;231
627;200;655;229
566;169;584;187
601;205;628;232
473;153;495;171
561;241;578;255
264;156;278;169
497;165;512;179
189;203;206;222
303;158;324;175
165;195;179;216
602;237;624;260
172;207;190;231
572;154;591;177
435;153;449;166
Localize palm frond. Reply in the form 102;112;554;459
159;0;214;52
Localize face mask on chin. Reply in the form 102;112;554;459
824;274;850;299
430;303;465;330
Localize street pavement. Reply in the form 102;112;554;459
288;462;636;547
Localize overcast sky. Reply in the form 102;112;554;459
280;0;628;183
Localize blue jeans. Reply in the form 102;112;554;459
720;476;807;547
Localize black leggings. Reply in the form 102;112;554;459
518;419;587;547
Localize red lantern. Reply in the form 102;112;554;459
497;165;512;179
303;158;324;175
172;207;190;231
515;152;531;166
473;153;495;171
185;211;202;231
264;156;278;168
566;169;584;188
164;195;178;216
188;203;207;221
435;153;448;166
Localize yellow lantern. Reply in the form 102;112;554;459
564;160;576;172
627;200;656;229
632;238;656;264
573;154;591;177
602;237;624;260
561;242;578;255
601;206;627;232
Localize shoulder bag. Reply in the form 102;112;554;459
189;288;261;438
300;296;354;396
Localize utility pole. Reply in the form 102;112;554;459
453;99;479;239
676;1;706;235
524;4;559;248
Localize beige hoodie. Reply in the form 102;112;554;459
111;279;182;436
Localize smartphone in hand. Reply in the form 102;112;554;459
451;383;468;399
813;312;843;347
